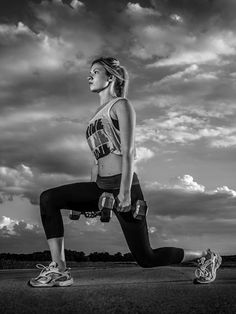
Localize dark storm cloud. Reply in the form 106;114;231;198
0;0;86;32
151;0;236;29
12;0;233;32
140;174;236;223
0;0;41;32
0;70;88;113
0;0;235;183
0;115;90;174
145;188;236;219
0;0;154;65
0;0;152;31
0;0;147;184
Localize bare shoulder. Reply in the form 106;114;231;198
112;98;135;118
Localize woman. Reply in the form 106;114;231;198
28;57;221;287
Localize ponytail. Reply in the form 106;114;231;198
113;66;129;97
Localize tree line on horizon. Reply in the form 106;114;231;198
0;250;135;262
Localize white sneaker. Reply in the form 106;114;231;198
28;261;74;288
194;249;222;284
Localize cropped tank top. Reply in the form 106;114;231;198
86;97;137;164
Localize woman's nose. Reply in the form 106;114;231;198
87;75;93;81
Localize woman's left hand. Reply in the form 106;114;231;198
116;193;131;212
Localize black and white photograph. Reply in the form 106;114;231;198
0;0;236;313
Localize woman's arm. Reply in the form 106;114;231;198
115;99;136;208
90;159;98;182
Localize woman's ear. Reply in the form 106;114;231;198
108;75;114;82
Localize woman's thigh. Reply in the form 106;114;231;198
111;184;153;259
42;181;105;212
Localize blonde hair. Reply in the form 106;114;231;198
91;57;129;97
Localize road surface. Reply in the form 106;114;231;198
0;265;235;314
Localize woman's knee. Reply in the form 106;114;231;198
136;258;153;268
40;189;56;216
132;252;154;268
40;190;53;206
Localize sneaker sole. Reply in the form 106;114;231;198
27;277;74;288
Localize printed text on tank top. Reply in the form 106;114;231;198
86;97;137;162
90;106;119;130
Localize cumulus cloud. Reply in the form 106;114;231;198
126;2;161;19
169;175;205;192
136;115;202;145
143;174;236;220
0;214;48;253
214;186;236;197
211;134;236;148
136;146;155;162
0;165;35;202
148;226;157;234
0;215;40;237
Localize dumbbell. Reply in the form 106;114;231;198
69;192;114;222
98;192;115;222
115;197;148;220
132;200;148;220
100;193;148;220
69;193;148;222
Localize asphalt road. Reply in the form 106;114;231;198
0;265;235;314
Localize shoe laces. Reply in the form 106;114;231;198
196;252;216;278
35;263;58;277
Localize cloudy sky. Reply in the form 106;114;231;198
0;0;236;256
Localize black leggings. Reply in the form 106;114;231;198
40;174;184;268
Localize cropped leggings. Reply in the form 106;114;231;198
40;173;184;268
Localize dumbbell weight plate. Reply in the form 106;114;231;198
69;210;81;220
133;200;148;220
98;192;115;211
100;208;112;222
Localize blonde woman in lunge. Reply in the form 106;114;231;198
28;57;221;287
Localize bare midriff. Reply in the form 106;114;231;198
98;153;122;177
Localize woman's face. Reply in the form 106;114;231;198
88;63;111;93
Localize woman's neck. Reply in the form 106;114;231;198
98;89;117;107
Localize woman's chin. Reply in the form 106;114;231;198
90;86;99;93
